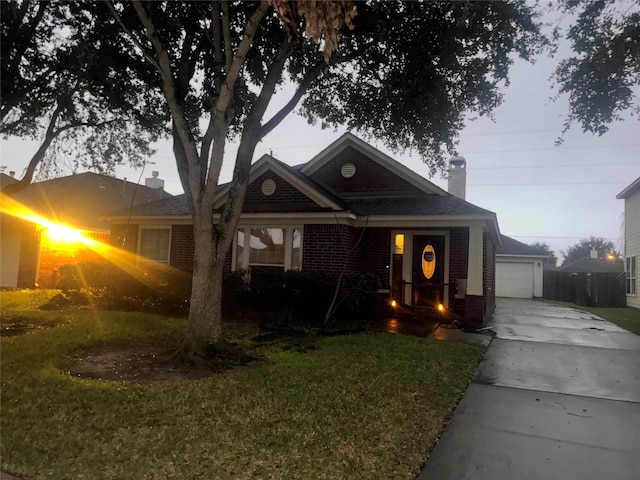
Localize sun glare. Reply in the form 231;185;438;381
1;192;184;288
45;223;85;243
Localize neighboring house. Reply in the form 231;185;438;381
559;253;624;275
0;172;171;289
107;133;501;327
495;235;546;298
617;177;640;309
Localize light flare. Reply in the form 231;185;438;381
1;192;185;288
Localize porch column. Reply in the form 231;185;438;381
467;225;483;296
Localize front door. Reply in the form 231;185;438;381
412;235;445;307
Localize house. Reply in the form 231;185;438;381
617;177;640;309
0;171;171;289
107;133;501;327
495;235;546;298
559;251;624;274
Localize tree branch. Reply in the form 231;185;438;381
131;0;202;201
105;1;161;72
259;61;325;138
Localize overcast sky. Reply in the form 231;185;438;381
1;9;638;262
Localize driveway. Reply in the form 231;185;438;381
419;298;640;480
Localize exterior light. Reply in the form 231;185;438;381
437;303;445;312
390;299;397;308
607;254;615;260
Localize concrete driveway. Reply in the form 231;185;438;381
419;298;640;480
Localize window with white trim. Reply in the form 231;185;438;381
234;227;302;271
139;228;171;264
626;256;636;295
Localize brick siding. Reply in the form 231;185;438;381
242;171;325;212
448;227;469;311
169;224;194;271
310;146;424;195
38;232;110;288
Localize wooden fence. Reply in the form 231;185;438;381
543;271;626;307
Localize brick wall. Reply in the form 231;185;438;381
242;171;324;212
358;228;392;287
448;227;469;310
169;225;194;271
110;224;138;252
37;232;110;288
310;146;424;195
302;224;359;276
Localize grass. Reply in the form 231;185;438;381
1;290;483;479
541;299;640;335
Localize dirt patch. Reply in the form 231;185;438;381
0;316;68;337
67;338;260;383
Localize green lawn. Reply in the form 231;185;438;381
542;299;640;335
1;290;483;479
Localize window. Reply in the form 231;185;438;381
626;256;636;295
139;228;170;264
234;227;302;271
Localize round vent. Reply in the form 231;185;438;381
341;162;356;178
261;179;276;196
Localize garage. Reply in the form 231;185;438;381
496;262;534;298
495;235;546;298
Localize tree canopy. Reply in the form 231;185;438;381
529;242;558;268
561;236;621;267
554;0;640;136
0;0;166;193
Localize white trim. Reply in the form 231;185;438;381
300;133;448;196
232;225;303;272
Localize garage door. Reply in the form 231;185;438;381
496;262;534;298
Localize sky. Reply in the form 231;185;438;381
1;10;639;263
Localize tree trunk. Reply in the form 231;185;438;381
179;212;225;363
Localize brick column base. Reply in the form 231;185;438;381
464;295;486;328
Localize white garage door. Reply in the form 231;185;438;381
496;262;534;298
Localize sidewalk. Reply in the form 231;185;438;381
419;299;640;480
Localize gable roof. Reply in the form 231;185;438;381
213;154;343;210
300;132;448;196
617;177;640;199
107;133;500;240
496;235;546;257
9;172;172;231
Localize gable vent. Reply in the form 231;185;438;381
261;179;276;196
341;162;356;178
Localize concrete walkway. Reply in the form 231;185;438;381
419;298;640;480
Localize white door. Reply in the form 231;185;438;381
496;262;534;298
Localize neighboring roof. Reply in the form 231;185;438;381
560;256;624;274
8;172;173;231
0;173;18;188
496;235;546;257
108;193;190;217
617;177;640;199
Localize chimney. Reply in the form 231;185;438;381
448;155;466;200
590;248;598;259
9;171;15;178
145;170;164;190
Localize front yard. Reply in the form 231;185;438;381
1;290;483;479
